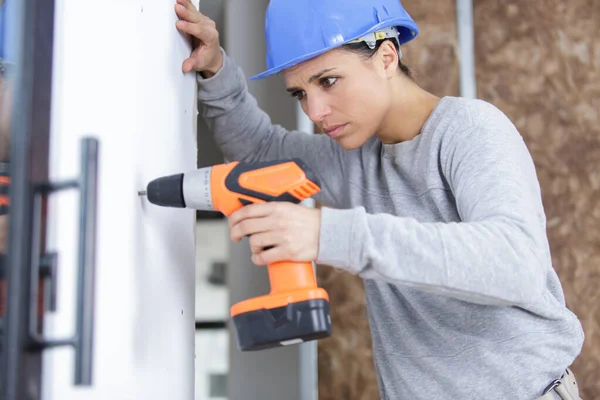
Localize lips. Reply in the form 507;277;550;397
323;123;347;138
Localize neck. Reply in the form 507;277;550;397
376;77;440;144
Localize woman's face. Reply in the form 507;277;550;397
283;45;398;150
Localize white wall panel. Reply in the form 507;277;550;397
42;1;198;399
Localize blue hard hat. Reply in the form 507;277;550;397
250;0;419;80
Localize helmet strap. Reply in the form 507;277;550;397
347;26;403;60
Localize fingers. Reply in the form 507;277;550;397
175;0;199;15
173;0;222;74
251;246;286;266
228;203;277;229
248;232;280;254
174;1;201;23
229;216;276;243
175;19;200;37
174;0;209;40
175;18;217;44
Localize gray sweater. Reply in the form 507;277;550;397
197;50;584;400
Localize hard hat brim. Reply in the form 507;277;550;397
249;18;419;81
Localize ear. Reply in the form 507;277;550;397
377;40;400;79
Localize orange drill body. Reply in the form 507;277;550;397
209;161;329;317
209;160;320;215
144;158;332;351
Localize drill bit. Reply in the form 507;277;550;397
138;190;147;196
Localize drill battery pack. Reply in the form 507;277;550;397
232;298;331;351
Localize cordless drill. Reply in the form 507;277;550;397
139;159;331;351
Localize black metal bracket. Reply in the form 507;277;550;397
26;137;99;386
38;252;58;312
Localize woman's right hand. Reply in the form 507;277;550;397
174;0;223;77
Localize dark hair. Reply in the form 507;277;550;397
342;38;412;78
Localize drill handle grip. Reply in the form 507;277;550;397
267;260;319;294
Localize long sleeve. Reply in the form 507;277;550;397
196;48;348;206
316;115;551;307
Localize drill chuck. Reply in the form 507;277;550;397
144;166;214;211
145;173;186;207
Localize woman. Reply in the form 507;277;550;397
175;0;584;398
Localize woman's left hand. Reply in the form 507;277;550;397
228;202;321;266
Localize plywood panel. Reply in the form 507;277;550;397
473;1;600;397
316;1;460;398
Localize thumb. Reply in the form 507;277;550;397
182;57;196;73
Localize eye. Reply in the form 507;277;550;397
291;90;305;100
320;77;338;88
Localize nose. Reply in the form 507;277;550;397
304;94;331;123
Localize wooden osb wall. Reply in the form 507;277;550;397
316;1;460;399
474;1;600;397
317;0;599;399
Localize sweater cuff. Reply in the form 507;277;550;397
196;47;241;100
316;207;362;274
